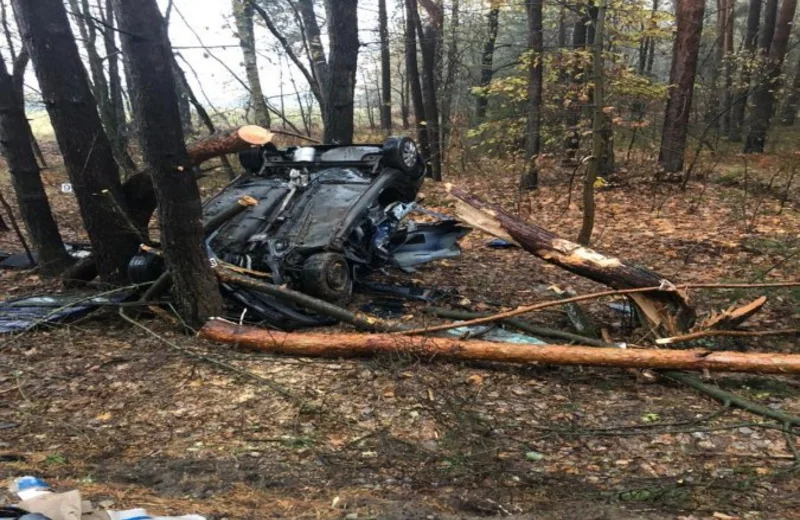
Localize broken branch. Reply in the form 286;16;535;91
199;319;800;374
657;328;799;345
446;184;695;333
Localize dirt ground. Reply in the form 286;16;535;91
1;146;799;519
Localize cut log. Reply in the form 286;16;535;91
188;125;273;166
199;319;800;374
446;184;695;334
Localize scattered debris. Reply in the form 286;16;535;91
0;290;132;334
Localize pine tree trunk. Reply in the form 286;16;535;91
658;0;705;173
729;0;762;141
439;0;458;164
233;0;270;128
475;7;499;121
0;55;71;275
520;0;543;190
113;0;223;327
322;0;358;144
744;0;798;153
13;0;141;283
378;0;392;133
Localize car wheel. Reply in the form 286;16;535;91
301;252;353;303
382;136;422;176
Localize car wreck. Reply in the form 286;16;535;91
129;136;470;329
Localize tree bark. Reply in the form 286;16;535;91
658;0;705;173
719;0;735;135
475;6;500;121
405;0;430;167
12;0;141;283
199;320;800;374
322;0;358;144
743;0;798;153
113;0;223;327
378;0;392;133
0;53;72;275
520;0;543;190
102;0;135;171
233;0;270;128
446;185;695;334
729;0;762;141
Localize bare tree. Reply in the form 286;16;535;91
12;0;141;282
520;0;543;190
0;51;71;274
658;0;705;174
744;0;798;153
233;0;270;127
113;0;223;326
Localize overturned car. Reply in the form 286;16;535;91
130;137;469;329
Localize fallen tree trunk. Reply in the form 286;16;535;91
446;184;695;334
199;319;800;374
188;125;273;166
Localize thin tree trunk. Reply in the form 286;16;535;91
103;0;136;173
0;53;71;274
780;53;800;125
322;0;358;143
113;0;223;326
578;0;607;243
13;0;141;282
720;0;735;135
411;0;442;180
658;0;705;173
744;0;798;153
475;6;499;121
405;0;430;172
297;0;328;108
0;0;16;62
400;64;410;129
564;9;588;162
729;0;762;141
378;0;392;133
520;0;543;190
233;0;270;127
439;0;458;164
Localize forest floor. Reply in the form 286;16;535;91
1;142;799;519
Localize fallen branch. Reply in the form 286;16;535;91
199;319;800;374
662;371;800;427
214;267;403;332
400;286;667;336
446;184;695;334
657;328;799;345
187;125;273;166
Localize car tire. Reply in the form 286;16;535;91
301;252;353;303
382;136;422;176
